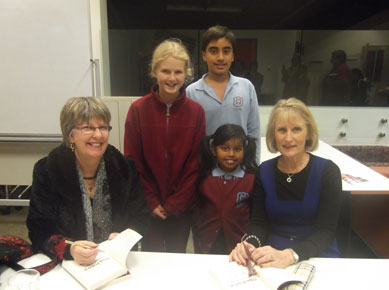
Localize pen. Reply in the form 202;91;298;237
241;234;261;277
242;242;256;277
65;240;102;251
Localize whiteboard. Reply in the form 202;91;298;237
0;0;93;136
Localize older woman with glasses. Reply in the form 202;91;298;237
27;97;149;266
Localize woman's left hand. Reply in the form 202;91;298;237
250;246;295;268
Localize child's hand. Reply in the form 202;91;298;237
152;205;167;220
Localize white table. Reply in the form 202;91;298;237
1;252;388;290
259;137;389;194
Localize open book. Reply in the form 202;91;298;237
62;229;142;290
341;174;368;185
210;261;313;290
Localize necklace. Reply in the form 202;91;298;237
286;173;295;183
279;154;310;184
84;179;95;198
85;182;94;191
83;176;97;180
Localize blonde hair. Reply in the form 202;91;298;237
60;97;111;147
150;39;193;81
266;98;318;153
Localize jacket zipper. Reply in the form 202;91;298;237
165;105;171;195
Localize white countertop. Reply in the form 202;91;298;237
1;252;388;290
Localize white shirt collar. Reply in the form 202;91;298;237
212;165;245;179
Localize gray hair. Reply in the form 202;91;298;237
60;97;111;147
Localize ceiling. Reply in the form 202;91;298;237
107;0;389;30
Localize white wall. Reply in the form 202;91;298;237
106;98;389;147
0;0;107;184
0;0;94;136
90;0;111;96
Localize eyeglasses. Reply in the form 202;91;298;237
74;125;112;135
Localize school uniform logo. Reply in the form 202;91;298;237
236;191;249;208
233;96;243;108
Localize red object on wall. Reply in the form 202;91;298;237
235;39;257;69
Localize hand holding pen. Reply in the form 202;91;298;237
229;234;261;277
66;240;100;266
242;241;256;276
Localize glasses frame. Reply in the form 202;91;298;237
74;125;112;135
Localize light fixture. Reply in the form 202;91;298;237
206;5;242;13
166;4;204;12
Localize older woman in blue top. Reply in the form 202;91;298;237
230;97;342;268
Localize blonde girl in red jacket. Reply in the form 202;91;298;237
124;39;206;252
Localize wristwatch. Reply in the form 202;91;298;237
288;248;299;264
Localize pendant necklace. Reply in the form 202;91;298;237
286;173;295;183
84;179;95;196
280;153;309;184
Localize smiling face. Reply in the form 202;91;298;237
274;113;308;160
153;56;186;102
202;37;234;78
69;118;109;163
212;137;244;173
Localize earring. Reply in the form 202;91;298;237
70;143;75;152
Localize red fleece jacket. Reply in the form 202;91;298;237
124;86;206;216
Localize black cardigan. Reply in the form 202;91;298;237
27;144;149;259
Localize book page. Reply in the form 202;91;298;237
210;262;269;290
98;229;142;267
210;262;304;290
342;174;368;185
62;251;128;290
257;266;304;290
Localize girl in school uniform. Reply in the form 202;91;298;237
124;39;206;253
192;124;257;254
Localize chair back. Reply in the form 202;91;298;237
336;191;351;257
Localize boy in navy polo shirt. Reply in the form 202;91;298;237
186;25;261;164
